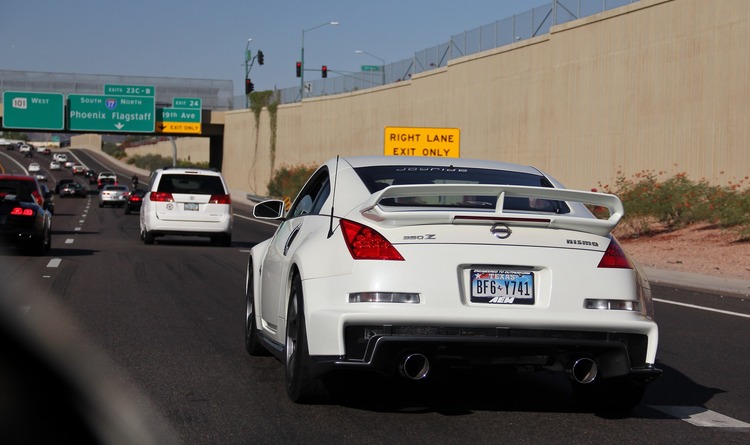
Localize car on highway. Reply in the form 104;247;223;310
18;144;31;154
244;156;660;409
53;153;67;163
28;162;41;173
64;160;75;169
54;179;77;195
98;185;130;207
85;170;97;184
59;182;88;198
71;164;85;175
124;189;145;215
35;145;47;154
0;174;52;254
49;161;61;171
97;172;117;190
139;167;232;246
34;173;48;183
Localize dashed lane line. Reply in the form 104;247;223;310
654;298;750;319
46;258;62;268
651;406;750;429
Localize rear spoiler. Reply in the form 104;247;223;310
359;184;623;237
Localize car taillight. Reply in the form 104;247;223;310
130;195;142;202
340;219;404;261
11;207;35;216
150;192;174;202
597;238;632;269
209;194;231;204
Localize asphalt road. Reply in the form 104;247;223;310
1;148;749;444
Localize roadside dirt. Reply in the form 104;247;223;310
617;223;750;281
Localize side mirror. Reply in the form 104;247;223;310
253;200;285;220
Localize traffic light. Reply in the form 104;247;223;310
257;50;264;65
321;65;328;78
296;61;301;77
245;78;254;94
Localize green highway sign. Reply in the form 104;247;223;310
68;94;155;132
361;65;382;72
2;91;65;130
104;84;155;97
158;107;201;123
173;97;202;109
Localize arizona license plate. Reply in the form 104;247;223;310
470;269;535;304
184;202;199;211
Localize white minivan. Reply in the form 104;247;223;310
140;167;233;246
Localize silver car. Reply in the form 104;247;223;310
98;185;130;208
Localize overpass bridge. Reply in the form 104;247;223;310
0;70;229;169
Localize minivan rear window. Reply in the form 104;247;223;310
157;174;226;195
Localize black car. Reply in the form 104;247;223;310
124;189;145;215
54;179;76;195
85;170;97;184
59;182;88;198
0;175;52;255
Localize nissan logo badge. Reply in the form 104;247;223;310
490;223;512;239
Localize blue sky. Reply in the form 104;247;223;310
0;0;549;97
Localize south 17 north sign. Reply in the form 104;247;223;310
68;94;155;133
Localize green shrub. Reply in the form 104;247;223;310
266;164;317;200
597;170;750;240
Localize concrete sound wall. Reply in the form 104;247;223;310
221;0;750;196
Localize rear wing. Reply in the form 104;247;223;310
358;184;623;237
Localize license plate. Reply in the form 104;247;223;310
184;202;199;211
470;269;535;304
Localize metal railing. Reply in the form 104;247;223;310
240;0;639;107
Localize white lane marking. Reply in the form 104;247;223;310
233;212;279;227
74;227;82;231
654;298;750;319
46;258;62;268
79;219;85;223
651;406;750;428
65;238;74;244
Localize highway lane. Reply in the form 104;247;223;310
2;149;750;444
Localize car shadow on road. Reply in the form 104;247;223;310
325;361;723;419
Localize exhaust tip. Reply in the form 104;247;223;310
569;357;598;384
399;353;430;380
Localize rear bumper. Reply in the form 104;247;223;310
309;327;661;382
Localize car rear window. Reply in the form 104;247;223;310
0;179;37;203
354;165;569;214
156;174;226;195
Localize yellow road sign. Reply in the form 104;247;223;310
157;122;202;134
384;126;460;158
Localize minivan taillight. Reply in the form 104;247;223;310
209;194;231;204
340;219;404;260
597;239;632;269
150;192;174;202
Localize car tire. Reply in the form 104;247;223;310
571;377;647;412
244;260;266;356
285;274;324;403
143;230;155;245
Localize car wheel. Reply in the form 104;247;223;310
571;377;647;412
244;260;266;356
143;230;155;245
285;274;323;403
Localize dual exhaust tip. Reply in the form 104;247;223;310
568;357;598;384
399;353;430;380
398;353;599;384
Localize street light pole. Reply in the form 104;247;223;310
300;21;339;100
355;50;385;85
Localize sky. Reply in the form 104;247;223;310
0;0;550;98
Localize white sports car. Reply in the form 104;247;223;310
245;156;660;409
